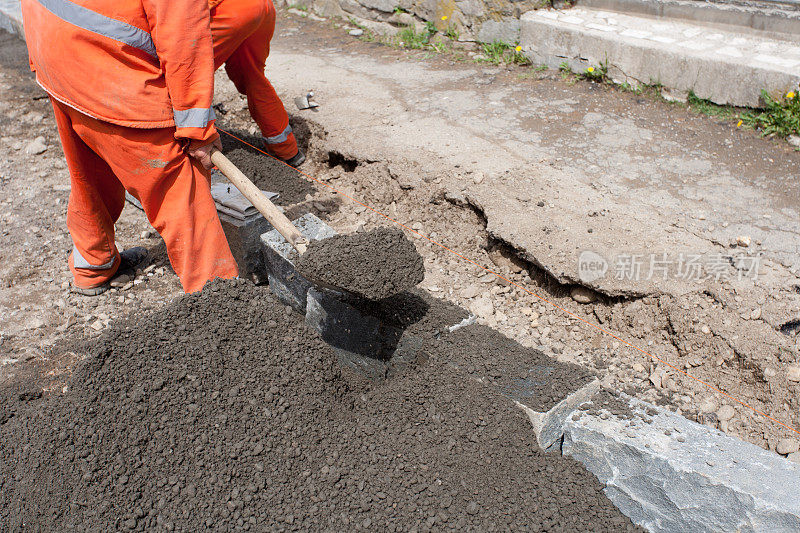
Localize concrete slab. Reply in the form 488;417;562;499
580;0;800;37
515;378;601;450
519;7;800;106
562;392;800;532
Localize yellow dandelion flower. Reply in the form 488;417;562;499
787;91;796;99
441;15;448;20
587;66;594;73
515;46;522;52
736;120;743;128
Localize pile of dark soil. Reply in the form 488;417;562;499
297;226;425;300
1;280;639;532
222;145;316;206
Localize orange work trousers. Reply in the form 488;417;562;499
211;0;298;160
52;98;239;293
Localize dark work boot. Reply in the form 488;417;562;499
71;246;149;296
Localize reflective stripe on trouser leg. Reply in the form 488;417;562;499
72;246;116;270
262;124;292;145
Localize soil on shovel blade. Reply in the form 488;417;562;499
0;280;640;532
297;226;426;300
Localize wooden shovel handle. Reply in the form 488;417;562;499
211;149;308;255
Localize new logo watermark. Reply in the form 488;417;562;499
577;251;761;283
578;250;608;283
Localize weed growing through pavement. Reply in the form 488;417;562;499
740;89;800;138
477;41;530;65
579;61;608;82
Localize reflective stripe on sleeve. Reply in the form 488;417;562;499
173;107;216;129
36;0;157;58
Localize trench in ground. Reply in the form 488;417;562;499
230;112;800;454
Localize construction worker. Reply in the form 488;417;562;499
21;0;239;294
210;0;304;166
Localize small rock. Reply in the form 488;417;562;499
570;286;597;304
736;235;751;248
698;396;718;414
788;135;800;149
460;285;481;299
26;317;45;330
648;371;662;389
632;362;646;373
25;136;48;155
700;325;710;335
470;296;494;319
348;29;364;36
776;438;799;455
750;307;762;320
788;365;800;382
466;501;478;515
89;319;104;331
716;405;735;421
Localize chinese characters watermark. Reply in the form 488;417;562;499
578;251;761;283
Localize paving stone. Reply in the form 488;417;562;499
562;392;800;532
260;213;336;312
0;0;23;37
219;212;273;285
516;378;600;450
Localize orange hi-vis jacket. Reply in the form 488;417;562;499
21;0;218;144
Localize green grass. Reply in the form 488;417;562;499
444;24;459;41
397;25;432;49
740;90;800;138
686;91;737;120
476;41;530;65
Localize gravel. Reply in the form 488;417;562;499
1;279;639;531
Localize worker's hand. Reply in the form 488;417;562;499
187;136;222;170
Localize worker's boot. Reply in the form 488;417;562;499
282;149;305;168
71;246;148;296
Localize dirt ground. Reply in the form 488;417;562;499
0;1;798;485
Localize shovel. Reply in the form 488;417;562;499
210;149;424;300
210;149;357;295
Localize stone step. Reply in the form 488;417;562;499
519;6;800;106
577;0;800;36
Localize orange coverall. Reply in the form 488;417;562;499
21;0;238;293
210;0;298;160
